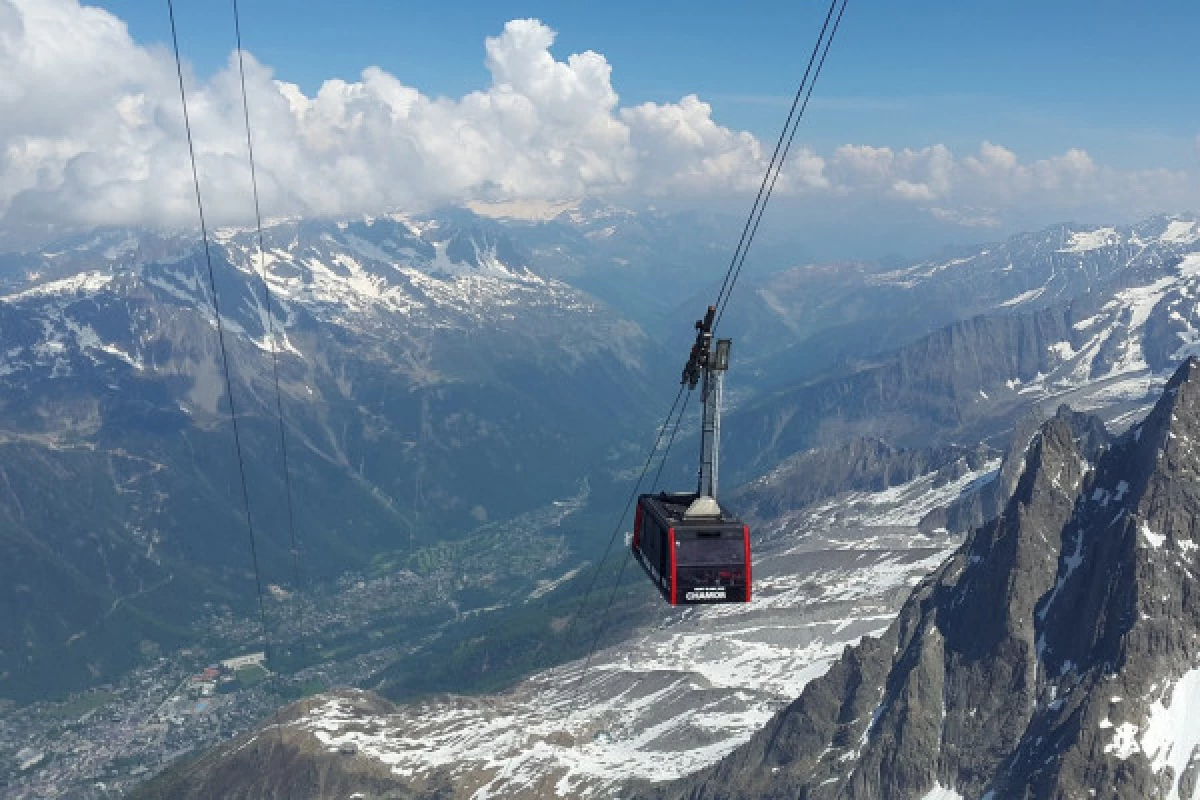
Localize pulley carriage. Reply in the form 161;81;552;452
631;305;752;605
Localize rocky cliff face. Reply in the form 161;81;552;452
923;406;1110;535
648;358;1200;800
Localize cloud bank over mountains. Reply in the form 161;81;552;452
1;0;1196;242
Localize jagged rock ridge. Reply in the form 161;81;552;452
922;406;1109;535
649;358;1200;800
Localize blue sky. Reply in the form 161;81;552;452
98;0;1200;172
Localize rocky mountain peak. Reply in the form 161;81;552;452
648;358;1200;800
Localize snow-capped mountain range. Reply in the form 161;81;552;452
720;213;1200;481
4;208;1200;797
715;213;1200;387
127;211;1200;799
0;213;638;384
0;208;664;702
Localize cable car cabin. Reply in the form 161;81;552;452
632;492;750;605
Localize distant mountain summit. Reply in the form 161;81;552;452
648;357;1200;800
720;212;1200;483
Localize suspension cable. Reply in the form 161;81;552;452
559;384;687;648
231;0;308;656
569;389;692;708
650;390;692;493
711;0;841;319
715;0;848;331
487;388;690;786
167;0;276;705
567;0;849;711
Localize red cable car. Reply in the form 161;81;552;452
632;306;752;605
632;492;751;605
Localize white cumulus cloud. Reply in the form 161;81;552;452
0;0;1195;243
0;2;779;234
824;141;1194;228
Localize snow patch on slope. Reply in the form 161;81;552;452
1161;220;1200;245
999;286;1046;308
1176;252;1200;278
802;460;1001;530
1;271;114;301
920;783;965;800
1140;666;1200;800
1060;228;1119;253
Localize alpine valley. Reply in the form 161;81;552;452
4;207;1200;799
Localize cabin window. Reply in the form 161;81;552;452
675;538;744;566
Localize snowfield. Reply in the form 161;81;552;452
269;468;987;798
